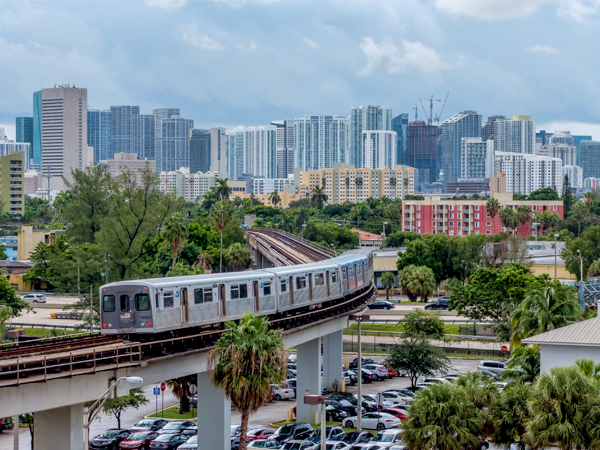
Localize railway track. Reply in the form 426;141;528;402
247;229;333;264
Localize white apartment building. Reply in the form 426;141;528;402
362;130;397;170
494;115;536;154
584;177;600;192
536;143;576;167
460;137;494;179
563;165;584;188
494;152;563;195
251;177;294;195
0;139;31;170
229;125;277;179
107;152;156;184
159;167;224;202
294;115;348;171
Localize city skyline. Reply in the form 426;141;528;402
1;1;600;139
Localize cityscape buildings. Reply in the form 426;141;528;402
209;127;227;175
494;151;563;196
107;152;156;183
294;115;348;171
349;105;392;168
251;177;294;195
580;140;600;179
408;121;440;187
460;137;494;179
131;113;156;160
494;115;536;154
391;113;409;166
0;151;24;215
272;120;295;178
563;165;584;188
32;91;42;167
481;115;505;141
110;106;140;157
87;109;111;162
189;129;211;173
535;143;577;167
362;130;397;170
15;117;33;162
156;113;194;172
440;111;482;183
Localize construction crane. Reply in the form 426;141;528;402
411;104;419;122
434;92;450;125
419;95;441;126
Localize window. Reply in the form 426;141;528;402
120;295;130;311
449;222;454;227
417;221;421;227
263;282;272;295
457;213;461;219
315;274;324;286
449;205;454;210
553;205;557;211
475;213;480;219
135;293;150;311
155;293;160;308
450;230;454;236
231;284;248;299
486;221;491;226
416;205;421;210
486;213;490;217
532;205;537;211
475;222;479;228
486;230;491;235
296;277;307;290
331;271;338;283
416;213;421;218
449;213;454;219
164;291;174;308
475;205;480;211
280;279;288;293
103;295;115;312
194;287;213;304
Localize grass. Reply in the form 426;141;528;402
148;405;197;420
346;323;461;335
17;328;86;337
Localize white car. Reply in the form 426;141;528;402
22;293;46;303
421;377;451;385
281;440;317;450
343;412;401;431
271;384;295;400
369;429;404;449
288;354;298;363
363;364;389;380
325;441;352;450
355;394;392;409
377;392;410;406
477;360;507;375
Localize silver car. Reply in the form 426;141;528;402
22;293;46;303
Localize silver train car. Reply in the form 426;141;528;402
99;249;373;335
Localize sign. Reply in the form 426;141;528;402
189;385;198;395
160;382;166;392
501;345;509;354
153;387;160;396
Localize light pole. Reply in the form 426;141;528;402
301;223;306;240
577;249;584;281
554;234;560;279
349;313;369;432
532;223;540;241
330;243;336;255
83;376;143;449
382;221;388;238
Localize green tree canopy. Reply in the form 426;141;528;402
386;337;450;387
88;388;148;429
401;309;445;339
397;264;436;302
224;242;251;272
380;271;395;300
528;187;560;201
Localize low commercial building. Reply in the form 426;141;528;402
107;152;156;183
0;151;25;215
17;226;63;260
350;228;384;248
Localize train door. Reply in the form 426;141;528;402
289;276;295;305
119;292;134;329
308;274;313;301
219;284;227;317
253;281;260;311
326;270;331;297
363;262;367;284
181;288;189;323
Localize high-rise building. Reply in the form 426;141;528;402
272;120;295;178
87;109;111;162
350;105;392;168
536;129;553;145
494;152;563;195
580;141;600;179
563;165;584;188
294;115;348;171
210;127;227;175
0;151;24;215
40;86;88;187
494;115;536;154
461;137;494;179
549;130;574;146
131;114;156;160
110;106;140;157
15;117;33;162
226;130;243;181
189;129;211;173
391;113;409;166
482;115;505;141
408;121;440;187
152;108;180;142
0;138;31;170
535;143;577;167
362;130;397;170
440;111;482;183
156;115;194;172
32;91;42;167
158;167;224;202
573;135;592;166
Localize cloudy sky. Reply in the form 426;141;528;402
2;0;600;138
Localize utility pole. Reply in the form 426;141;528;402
89;285;93;333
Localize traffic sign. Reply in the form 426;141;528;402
153;387;160;396
160;382;166;392
501;345;509;353
189;385;198;395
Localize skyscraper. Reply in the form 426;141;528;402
494;115;536;154
440;111;482;183
461;137;494;179
494;152;563;195
294;115;348;171
580;141;600;179
229;125;277;179
189;129;211;173
132;114;156;160
391;113;409;166
33;91;42;167
362;130;397;170
87;109;112;162
110;106;140;157
408;121;440;187
15;117;33;162
350;105;392;168
227;130;244;181
271;120;295;178
156;114;194;172
210;127;227;175
40;86;88;187
481;115;505;141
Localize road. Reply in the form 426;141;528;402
0;355;481;450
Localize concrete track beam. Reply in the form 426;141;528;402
322;330;343;393
197;371;231;450
296;338;321;425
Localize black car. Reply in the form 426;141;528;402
424;297;449;310
131;418;169;431
361;368;378;383
331;431;374;444
0;417;13;433
325;399;357;416
148;433;189;449
325;405;349;422
344;370;358;386
305;426;345;443
368;300;395;310
158;421;196;435
328;392;358;404
269;422;313;444
348;358;377;370
90;428;131;450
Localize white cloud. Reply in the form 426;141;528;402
358;37;451;76
302;38;319;49
525;45;558;54
182;28;224;50
557;0;600;21
144;0;187;9
237;40;258;51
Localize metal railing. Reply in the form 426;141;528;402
344;329;500;341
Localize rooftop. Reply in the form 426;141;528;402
523;317;600;346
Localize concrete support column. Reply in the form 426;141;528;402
296;338;321;425
34;403;83;450
197;371;231;450
322;330;343;393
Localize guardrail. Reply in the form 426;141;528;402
343;329;500;341
9;322;100;331
355;318;493;325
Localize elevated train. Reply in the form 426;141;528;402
99;249;374;335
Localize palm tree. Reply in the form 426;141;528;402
486;197;501;234
380;271;396;300
402;383;482;450
295;207;311;228
490;383;531;450
499;208;517;234
269;191;281;207
210;200;233;273
195;250;213;274
351;204;370;228
200;190;217;212
504;344;540;383
571;201;588;237
383;203;400;233
510;284;582;346
398;265;436;302
163;212;190;273
277;214;294;233
453;371;498;410
214;178;232;200
584;191;596;212
310;186;328;210
224;243;251;271
515;205;531;236
165;376;194;413
208;314;286;450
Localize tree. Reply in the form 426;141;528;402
499;208;518;234
515;205;531;235
584;191;596;213
166;376;195;413
351;204;370;228
276;214;294;233
571;201;588;237
384;231;421;248
504;344;540;383
0;306;13;340
166;262;203;277
562;174;575;215
310;186;328;210
224;242;251;272
269;191;281;207
200;190;217;211
387;338;450;388
398;265;436;302
401;309;445;339
562;225;600;281
214;178;232;200
0;276;30;316
380;271;395;300
208;314;286;450
210;200;233;273
528;187;560;201
490;383;531;450
486;197;501;234
401;383;482;450
510;283;582;346
453;371;498;410
163;212;190;273
588;260;600;278
91;388;148;429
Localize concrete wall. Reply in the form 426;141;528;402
540;344;600;373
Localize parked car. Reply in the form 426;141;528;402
330;431;374;445
131;419;169;432
348;444;386;450
344;412;401;430
0;417;13;433
247;429;275;442
383;364;398;378
119;430;159;449
288;354;297;363
361;368;378;383
349;358;377;369
356;394;387;410
269;423;313;444
368;300;395;310
329;392;358;403
324;441;352;450
22;293;46;303
90;429;132;450
157;421;196;435
424;297;449;310
477;360;507;375
247;440;282;449
325;399;357;416
287;369;297;379
383;389;414;399
344;370;358;386
363;364;389;380
421;377;451;385
377;392;410;406
271;384;295;401
178;435;198;450
370;429;404;449
148;433;189;450
444;374;461;382
280;440;317;450
479;369;500;379
326;405;350;422
306;426;345;444
379;408;409;421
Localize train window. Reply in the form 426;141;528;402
263;282;271;296
315;274;324;286
296;277;306;290
155;293;160;309
194;287;213;304
120;295;130;311
164;291;174;308
135;294;150;311
240;284;248;298
332;272;338;283
280;279;288;293
103;295;115;312
204;288;213;303
231;285;239;299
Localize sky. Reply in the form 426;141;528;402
2;0;600;139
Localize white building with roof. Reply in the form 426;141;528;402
494;151;563;195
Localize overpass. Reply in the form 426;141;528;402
0;231;374;450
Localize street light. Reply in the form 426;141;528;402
577;249;584;282
330;243;336;255
301;223;307;240
554;234;560;279
382;221;388;238
83;376;143;449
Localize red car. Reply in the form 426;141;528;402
247;429;275;442
119;430;159;449
380;408;409;421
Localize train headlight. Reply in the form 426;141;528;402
108;323;112;328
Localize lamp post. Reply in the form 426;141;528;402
83;376;143;449
577;249;584;282
330;243;336;255
349;313;369;432
382;221;388;238
554;234;560;279
301;223;306;240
